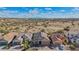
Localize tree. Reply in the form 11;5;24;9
22;38;30;51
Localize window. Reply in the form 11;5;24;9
39;41;41;45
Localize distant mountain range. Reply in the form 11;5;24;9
0;18;79;21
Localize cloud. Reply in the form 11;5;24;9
20;9;79;18
1;10;19;14
0;7;79;18
45;8;52;10
72;7;79;11
0;7;7;10
60;10;65;12
0;10;20;18
23;8;41;18
25;8;57;18
29;9;39;14
0;7;69;18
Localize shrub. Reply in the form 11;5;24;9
0;30;9;35
64;26;70;31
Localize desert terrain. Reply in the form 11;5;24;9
0;18;79;34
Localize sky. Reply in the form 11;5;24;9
0;7;79;18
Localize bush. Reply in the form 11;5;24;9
64;26;70;31
0;30;9;35
22;39;30;50
40;29;45;32
69;44;76;50
56;30;64;34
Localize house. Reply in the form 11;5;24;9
50;32;68;45
67;33;79;47
31;32;50;47
49;32;68;50
67;33;76;44
16;32;32;44
67;33;79;43
3;32;18;47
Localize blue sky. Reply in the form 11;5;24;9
0;7;79;18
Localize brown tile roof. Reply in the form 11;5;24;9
3;32;18;43
50;32;66;44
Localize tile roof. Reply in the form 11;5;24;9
3;32;18;43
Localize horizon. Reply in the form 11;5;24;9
0;7;79;18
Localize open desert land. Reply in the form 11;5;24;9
0;18;79;34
